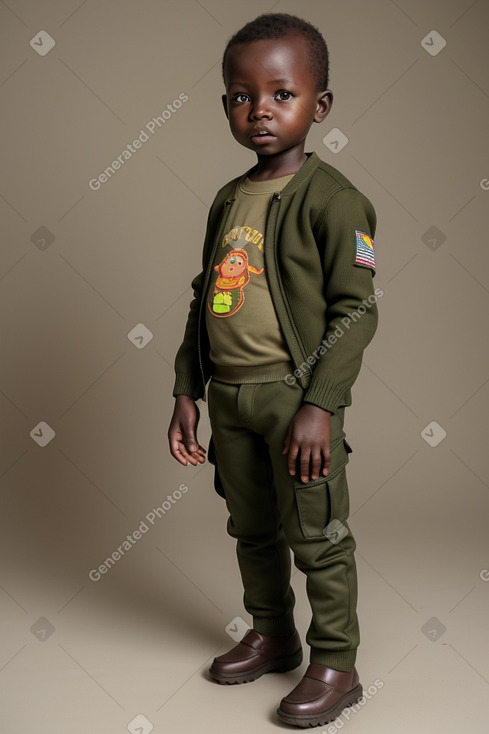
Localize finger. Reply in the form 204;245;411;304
179;446;206;466
171;428;201;466
282;424;292;455
189;444;207;464
287;442;299;476
169;438;192;466
182;429;205;459
185;436;199;454
300;449;312;483
309;446;323;481
186;431;208;454
322;449;331;477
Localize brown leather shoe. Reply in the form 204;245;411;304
209;629;302;685
277;663;362;728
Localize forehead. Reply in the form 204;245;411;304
224;35;312;87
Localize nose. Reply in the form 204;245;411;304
249;96;272;120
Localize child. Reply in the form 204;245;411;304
168;12;379;729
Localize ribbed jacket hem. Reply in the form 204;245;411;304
212;361;294;384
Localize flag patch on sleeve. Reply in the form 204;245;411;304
354;230;376;270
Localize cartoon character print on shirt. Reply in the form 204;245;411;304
208;225;264;318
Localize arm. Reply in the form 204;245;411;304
303;187;379;413
170;187;235;461
173;184;236;400
284;187;379;481
172;268;208;400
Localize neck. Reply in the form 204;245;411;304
248;147;308;181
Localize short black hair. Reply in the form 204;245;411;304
222;13;329;92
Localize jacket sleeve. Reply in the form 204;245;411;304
303;187;379;413
172;266;207;399
172;201;219;400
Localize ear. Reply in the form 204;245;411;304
221;94;229;120
313;89;333;123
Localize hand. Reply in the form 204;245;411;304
282;403;331;483
168;395;207;467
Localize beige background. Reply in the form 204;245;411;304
1;1;488;732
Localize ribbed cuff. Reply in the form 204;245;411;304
253;614;296;637
173;373;204;400
309;648;357;672
303;378;350;414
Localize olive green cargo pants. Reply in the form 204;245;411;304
207;377;360;673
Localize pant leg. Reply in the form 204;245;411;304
207;378;296;637
249;380;360;673
209;382;359;671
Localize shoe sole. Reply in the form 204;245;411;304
209;647;303;685
276;682;363;728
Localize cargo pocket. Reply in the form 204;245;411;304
294;437;351;541
294;476;331;540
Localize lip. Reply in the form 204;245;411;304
250;131;277;144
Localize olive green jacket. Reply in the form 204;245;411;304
173;151;379;414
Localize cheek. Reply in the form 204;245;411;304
281;103;313;127
229;108;248;127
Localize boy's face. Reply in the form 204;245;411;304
222;35;332;159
